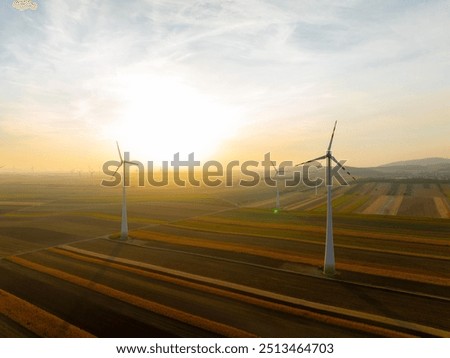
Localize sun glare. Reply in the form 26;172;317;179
104;74;241;162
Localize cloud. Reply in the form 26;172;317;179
0;0;449;168
12;0;38;11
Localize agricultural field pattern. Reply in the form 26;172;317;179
0;173;449;338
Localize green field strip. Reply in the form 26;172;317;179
174;214;450;245
132;229;324;266
167;219;323;243
81;212;166;225
311;194;347;213
345;183;363;195
163;221;450;262
163;221;325;249
337;195;373;214
332;194;365;212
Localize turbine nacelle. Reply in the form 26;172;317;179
112;141;140;178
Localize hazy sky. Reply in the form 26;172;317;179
1;0;449;171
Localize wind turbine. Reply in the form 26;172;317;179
88;166;95;184
296;121;355;276
112;142;137;240
271;161;281;213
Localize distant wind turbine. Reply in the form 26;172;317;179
296;121;355;275
88;166;95;183
112;142;138;240
271;161;281;213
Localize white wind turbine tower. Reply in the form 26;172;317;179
112;142;137;240
271;161;281;213
297;121;355;275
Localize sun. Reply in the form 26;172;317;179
104;73;241;162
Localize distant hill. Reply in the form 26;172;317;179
380;157;450;167
346;157;450;180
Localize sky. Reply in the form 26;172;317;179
0;0;449;172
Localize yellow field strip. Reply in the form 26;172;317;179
53;246;450;337
134;229;321;264
47;247;411;337
183;216;450;245
434;197;450;219
166;222;450;262
0;201;45;206
337;244;450;261
388;196;403;215
5;256;255;338
81;212;166;225
362;196;390;215
0;289;94;338
284;196;329;211
132;230;450;286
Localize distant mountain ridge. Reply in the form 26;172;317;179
345;157;450;180
380;157;450;167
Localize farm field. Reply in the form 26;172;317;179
0;174;449;337
275;181;450;218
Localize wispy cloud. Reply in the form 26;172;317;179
0;0;449;168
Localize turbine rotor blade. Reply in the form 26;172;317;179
270;161;279;175
112;163;123;177
331;156;356;181
116;141;123;163
327;120;337;151
295;155;327;167
124;160;140;166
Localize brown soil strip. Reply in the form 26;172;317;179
397;197;440;217
52;246;450;337
47;248;410;337
6;256;255;338
131;230;450;286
